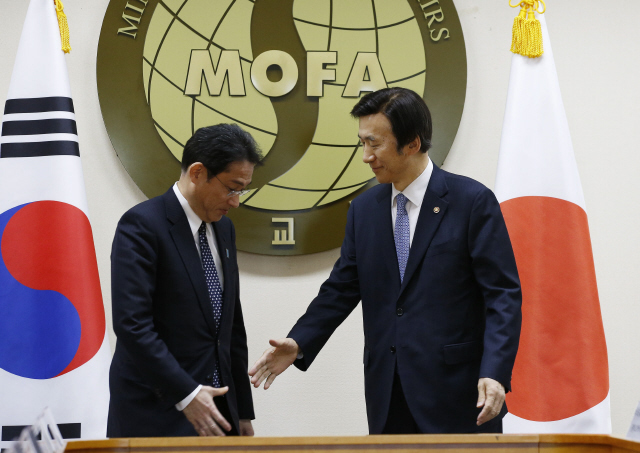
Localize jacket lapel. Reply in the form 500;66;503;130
375;185;402;288
163;189;218;337
398;165;449;298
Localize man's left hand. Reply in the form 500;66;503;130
476;377;505;426
239;419;254;436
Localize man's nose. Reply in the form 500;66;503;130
362;146;375;163
228;194;240;208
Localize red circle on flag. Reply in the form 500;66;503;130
502;196;608;422
2;201;105;376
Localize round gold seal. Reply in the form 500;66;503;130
97;0;466;255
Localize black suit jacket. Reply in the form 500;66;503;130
289;165;522;434
107;188;254;437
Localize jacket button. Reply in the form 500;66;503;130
390;346;396;353
217;340;221;346
396;307;404;316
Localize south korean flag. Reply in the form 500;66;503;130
0;0;110;449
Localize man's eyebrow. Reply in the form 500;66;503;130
231;179;251;187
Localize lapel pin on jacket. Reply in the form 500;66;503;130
433;207;440;214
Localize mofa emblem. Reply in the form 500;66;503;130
97;0;466;255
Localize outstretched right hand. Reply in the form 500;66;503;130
248;338;299;390
182;386;232;436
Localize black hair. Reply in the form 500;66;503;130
350;87;432;154
181;124;263;177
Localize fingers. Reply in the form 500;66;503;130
476;404;492;426
210;423;226;437
193;412;225;437
248;348;273;376
478;392;495;420
255;370;269;387
184;387;232;436
264;371;277;390
250;365;271;387
248;355;267;376
476;379;505;425
198;418;226;437
249;338;298;389
202;389;232;434
476;381;486;408
250;363;278;389
212;386;229;397
247;364;259;377
210;402;232;433
477;393;499;425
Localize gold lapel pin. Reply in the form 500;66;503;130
433;207;440;214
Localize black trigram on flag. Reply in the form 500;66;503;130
0;96;79;158
0;423;81;442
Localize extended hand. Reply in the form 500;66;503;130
476;377;505;426
182;386;232;436
248;338;299;389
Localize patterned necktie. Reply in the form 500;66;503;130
394;193;410;283
198;222;222;387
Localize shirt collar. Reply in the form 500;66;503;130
173;183;204;238
392;157;433;208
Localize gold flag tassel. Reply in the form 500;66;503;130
53;0;71;53
509;0;545;58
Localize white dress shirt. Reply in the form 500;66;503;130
391;157;434;247
172;183;225;410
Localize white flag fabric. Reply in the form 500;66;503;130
496;15;610;434
0;0;110;447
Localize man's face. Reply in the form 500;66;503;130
358;113;413;187
192;160;254;223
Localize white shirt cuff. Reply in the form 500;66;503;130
175;385;202;411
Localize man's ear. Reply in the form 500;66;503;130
188;162;205;183
405;136;422;156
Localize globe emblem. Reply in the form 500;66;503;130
142;0;427;212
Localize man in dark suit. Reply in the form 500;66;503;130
108;124;261;438
249;88;522;434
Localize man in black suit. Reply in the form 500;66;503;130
249;88;522;434
108;124;261;437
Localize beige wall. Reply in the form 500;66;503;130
1;0;639;437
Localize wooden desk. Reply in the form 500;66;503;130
64;434;640;453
